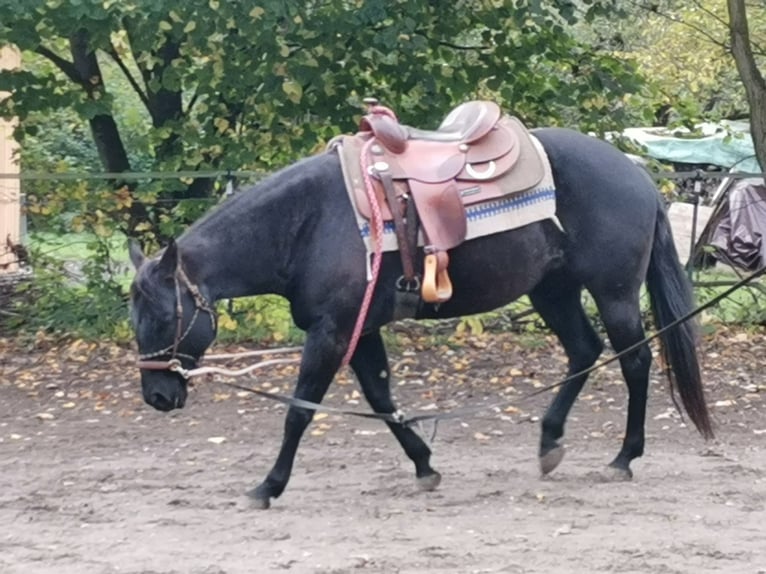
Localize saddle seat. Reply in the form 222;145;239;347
360;100;503;152
348;100;546;303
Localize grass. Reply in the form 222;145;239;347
16;231;766;344
28;231;133;287
29;231;129;261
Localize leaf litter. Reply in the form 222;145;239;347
0;326;764;441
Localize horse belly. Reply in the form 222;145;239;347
415;222;563;320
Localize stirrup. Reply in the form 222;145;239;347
422;252;453;303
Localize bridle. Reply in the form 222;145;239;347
135;265;217;377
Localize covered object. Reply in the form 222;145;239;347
623;123;765;270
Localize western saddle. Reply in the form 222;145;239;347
341;99;545;303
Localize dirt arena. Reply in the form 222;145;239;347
1;328;764;573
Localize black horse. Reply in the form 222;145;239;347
129;127;712;509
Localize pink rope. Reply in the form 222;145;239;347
341;137;384;366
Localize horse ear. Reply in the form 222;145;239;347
157;239;178;278
128;239;146;270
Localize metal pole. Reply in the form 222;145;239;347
685;170;705;280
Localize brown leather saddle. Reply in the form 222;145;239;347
340;99;545;303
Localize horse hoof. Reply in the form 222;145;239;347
539;446;565;475
246;488;271;509
417;471;442;491
601;465;633;482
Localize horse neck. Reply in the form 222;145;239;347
179;161;323;302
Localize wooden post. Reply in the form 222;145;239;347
0;45;21;274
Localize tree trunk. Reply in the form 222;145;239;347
70;31;130;173
728;0;766;172
123;26;214;204
69;29;148;234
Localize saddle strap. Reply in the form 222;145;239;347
379;169;418;286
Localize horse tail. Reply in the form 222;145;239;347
646;200;714;439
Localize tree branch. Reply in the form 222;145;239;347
625;0;728;49
185;90;199;115
691;0;730;30
106;44;150;110
728;0;766;170
728;0;766;95
436;39;492;52
34;46;82;84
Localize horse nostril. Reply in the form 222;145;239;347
149;392;173;411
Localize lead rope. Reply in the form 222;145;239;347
341;136;385;366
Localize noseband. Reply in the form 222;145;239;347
136;265;217;376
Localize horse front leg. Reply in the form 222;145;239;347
350;330;441;490
247;319;346;509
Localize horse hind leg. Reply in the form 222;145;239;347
591;289;652;481
529;279;604;475
350;330;441;491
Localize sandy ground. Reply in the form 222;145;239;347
1;330;765;574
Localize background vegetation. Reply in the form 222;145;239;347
1;0;765;343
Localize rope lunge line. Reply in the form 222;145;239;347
170;357;302;380
138;260;766;431
399;264;766;426
341;136;386;367
196;265;766;429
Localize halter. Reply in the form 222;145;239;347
135;265;217;377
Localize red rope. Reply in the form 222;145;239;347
368;105;398;121
341;137;384;366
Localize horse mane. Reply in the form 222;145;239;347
131;258;168;311
182;153;333;239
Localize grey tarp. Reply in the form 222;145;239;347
708;178;766;270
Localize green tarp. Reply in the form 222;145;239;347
622;121;761;173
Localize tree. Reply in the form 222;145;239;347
592;0;766;170
728;0;766;171
1;0;648;242
586;1;743;126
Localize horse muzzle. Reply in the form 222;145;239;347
145;391;186;411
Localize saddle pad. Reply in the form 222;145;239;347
343;115;544;221
334;134;557;267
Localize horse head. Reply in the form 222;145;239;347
129;239;217;411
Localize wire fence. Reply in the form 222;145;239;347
0;165;764;210
2;165;766;332
0;167;763;182
0;166;764;257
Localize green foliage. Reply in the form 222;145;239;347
695;272;766;326
7;235;133;341
586;0;766;126
216;295;304;346
1;1;650;239
0;0;659;342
